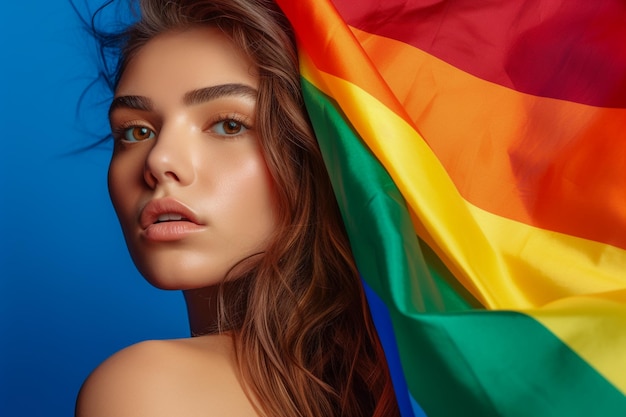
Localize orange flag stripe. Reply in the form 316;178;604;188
282;0;415;125
351;27;626;250
300;52;626;311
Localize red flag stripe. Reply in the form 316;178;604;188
333;0;626;108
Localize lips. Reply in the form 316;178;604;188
139;197;204;241
156;213;187;223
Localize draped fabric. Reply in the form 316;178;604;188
276;0;626;416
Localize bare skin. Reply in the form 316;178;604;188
76;27;274;417
75;335;260;417
107;27;277;291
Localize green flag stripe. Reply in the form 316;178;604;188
301;78;626;416
398;311;626;416
301;77;479;313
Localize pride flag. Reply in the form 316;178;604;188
276;0;626;416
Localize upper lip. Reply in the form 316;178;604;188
139;197;202;229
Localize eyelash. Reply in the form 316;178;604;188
111;114;252;144
208;113;252;137
111;121;154;143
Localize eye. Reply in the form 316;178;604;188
121;126;155;142
211;119;249;136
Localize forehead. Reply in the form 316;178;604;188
115;26;259;98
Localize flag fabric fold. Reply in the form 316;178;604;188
276;0;626;416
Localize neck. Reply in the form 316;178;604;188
183;286;221;337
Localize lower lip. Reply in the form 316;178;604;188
142;221;204;242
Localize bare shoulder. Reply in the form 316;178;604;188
76;335;259;417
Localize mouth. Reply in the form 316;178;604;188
140;197;202;229
139;198;204;242
155;213;190;224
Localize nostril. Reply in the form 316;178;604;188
143;168;158;189
142;133;195;186
143;168;182;188
164;171;180;181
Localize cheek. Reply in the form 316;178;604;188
213;154;280;251
107;152;143;228
243;158;279;224
254;164;281;249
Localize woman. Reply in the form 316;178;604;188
75;0;399;416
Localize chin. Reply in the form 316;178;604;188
130;244;232;290
130;256;231;291
142;274;222;291
140;269;226;291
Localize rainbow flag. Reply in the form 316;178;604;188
277;0;626;416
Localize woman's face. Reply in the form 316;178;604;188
108;26;278;290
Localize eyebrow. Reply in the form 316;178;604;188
109;83;258;117
183;83;257;106
109;95;153;117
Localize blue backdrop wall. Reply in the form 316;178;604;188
1;2;188;416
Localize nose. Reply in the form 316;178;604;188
143;124;195;188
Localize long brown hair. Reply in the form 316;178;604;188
95;0;399;415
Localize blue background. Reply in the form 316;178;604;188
1;2;188;416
